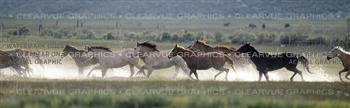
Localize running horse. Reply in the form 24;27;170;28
60;45;98;76
188;40;238;79
135;42;193;79
168;44;235;80
85;46;143;77
0;49;40;77
327;46;350;81
236;43;312;82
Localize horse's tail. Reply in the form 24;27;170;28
298;56;312;74
224;55;236;72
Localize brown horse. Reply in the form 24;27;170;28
168;44;235;80
327;46;350;81
188;40;250;68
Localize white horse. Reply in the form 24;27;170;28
86;47;143;77
327;46;350;81
135;42;193;79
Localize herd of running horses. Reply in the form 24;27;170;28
1;40;350;81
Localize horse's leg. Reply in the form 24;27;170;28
12;66;24;77
214;67;229;80
87;66;100;77
179;65;194;80
345;71;350;80
290;72;297;82
129;65;134;78
25;67;32;77
286;67;304;82
258;71;263;82
214;71;224;80
225;69;229;80
192;69;199;80
173;57;193;79
263;72;269;81
136;66;146;76
130;60;145;76
78;67;84;76
147;69;153;78
143;65;154;78
173;66;180;79
101;68;108;77
338;69;347;82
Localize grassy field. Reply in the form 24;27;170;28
0;80;349;108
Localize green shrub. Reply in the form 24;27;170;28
78;29;96;39
158;32;172;42
256;32;276;44
182;32;196;42
214;32;224;43
229;31;257;44
103;32;116;40
8;26;30;36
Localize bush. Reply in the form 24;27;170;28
214;32;224;43
229;31;257;44
40;28;78;39
103;32;116;40
255;32;276;44
280;34;308;45
157;32;171;42
182;32;196;42
78;29;96;39
305;37;327;45
9;26;30;36
172;34;180;42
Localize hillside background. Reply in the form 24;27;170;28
0;0;349;19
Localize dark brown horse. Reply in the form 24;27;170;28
236;43;311;82
0;49;34;77
168;44;235;80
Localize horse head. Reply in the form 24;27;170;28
168;44;180;59
135;41;159;55
236;43;258;54
327;46;342;60
61;45;74;60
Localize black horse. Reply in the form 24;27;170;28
236;43;311;82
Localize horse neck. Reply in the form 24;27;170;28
337;49;350;59
68;49;86;61
250;48;260;54
214;47;229;53
194;44;214;52
177;48;194;58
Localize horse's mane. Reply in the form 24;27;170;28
88;46;112;52
65;45;84;52
138;42;159;51
176;45;194;52
336;46;350;55
196;40;234;51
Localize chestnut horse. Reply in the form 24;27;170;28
168;44;235;80
327;46;350;81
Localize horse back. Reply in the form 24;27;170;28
251;52;299;71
